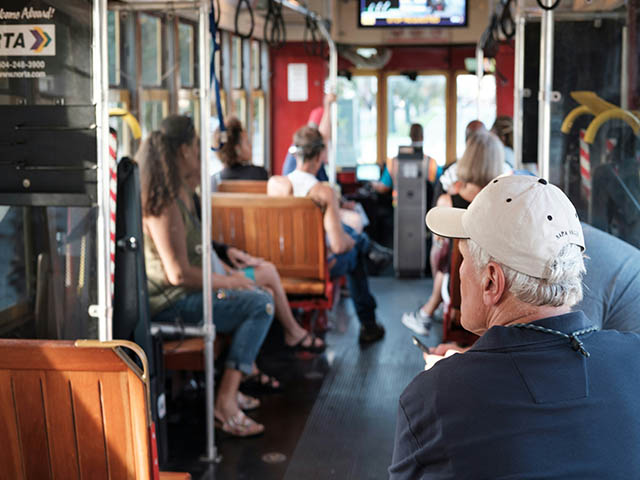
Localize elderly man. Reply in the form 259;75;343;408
390;175;640;479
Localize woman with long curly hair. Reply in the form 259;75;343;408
138;115;273;437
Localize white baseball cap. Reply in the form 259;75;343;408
426;175;585;279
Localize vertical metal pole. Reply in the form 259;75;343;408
317;20;337;186
94;0;112;341
475;46;484;120
198;0;217;463
513;10;525;169
621;25;629;110
537;4;554;180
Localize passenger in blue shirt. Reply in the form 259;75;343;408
391;175;640;479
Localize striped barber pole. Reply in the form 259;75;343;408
109;130;118;299
579;129;591;198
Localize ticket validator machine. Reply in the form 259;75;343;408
394;146;427;277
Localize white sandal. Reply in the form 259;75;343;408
214;410;264;438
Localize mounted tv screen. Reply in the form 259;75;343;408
359;0;467;27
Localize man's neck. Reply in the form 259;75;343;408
486;300;572;331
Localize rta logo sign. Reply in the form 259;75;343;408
0;25;55;56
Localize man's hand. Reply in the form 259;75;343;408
429;342;467;355
226;271;256;290
227;247;263;269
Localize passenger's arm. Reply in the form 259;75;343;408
309;183;355;254
318;93;336;142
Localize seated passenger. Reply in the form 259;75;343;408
281;93;335;180
268;126;386;343
213;116;268;182
401;130;505;335
490;115;514;168
138;115;274;437
390;175;640;479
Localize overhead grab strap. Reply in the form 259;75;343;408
210;0;226;148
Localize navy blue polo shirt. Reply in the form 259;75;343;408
390;311;640;479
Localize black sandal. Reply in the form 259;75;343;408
242;371;283;394
286;332;326;354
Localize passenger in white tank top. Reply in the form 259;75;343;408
287;169;319;197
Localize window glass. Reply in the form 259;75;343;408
0;206;98;340
231;37;243;89
456;74;497;159
337;76;378;166
141;14;162;86
387;74;447;165
108;11;120;86
178;22;195;87
141;100;165;139
252;95;265;166
251;41;261;89
233;94;247;126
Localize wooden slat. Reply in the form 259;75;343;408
70;374;109;480
44;372;81;479
101;372;137;480
12;371;52;479
127;369;152;480
0;370;25;478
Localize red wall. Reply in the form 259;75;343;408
270;43;328;175
495;42;515;117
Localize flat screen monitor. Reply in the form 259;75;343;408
356;164;381;182
359;0;467;28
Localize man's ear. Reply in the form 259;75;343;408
482;262;507;306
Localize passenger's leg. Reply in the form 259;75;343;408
252;262;324;349
330;227;383;342
161;290;274;426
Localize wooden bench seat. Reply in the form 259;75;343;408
0;338;190;480
212;192;340;331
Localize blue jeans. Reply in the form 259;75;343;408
329;224;377;327
153;288;274;375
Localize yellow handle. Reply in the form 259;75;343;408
560;105;592;134
583;109;640;144
109;108;142;140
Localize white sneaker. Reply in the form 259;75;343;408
401;309;432;336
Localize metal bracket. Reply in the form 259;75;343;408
88;304;109;319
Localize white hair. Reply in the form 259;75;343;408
466;239;585;307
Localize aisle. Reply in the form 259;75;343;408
283;276;440;479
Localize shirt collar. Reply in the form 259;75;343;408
470;310;596;352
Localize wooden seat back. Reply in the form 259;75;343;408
217;180;267;194
0;339;185;480
212;193;326;283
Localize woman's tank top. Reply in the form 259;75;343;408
144;196;226;316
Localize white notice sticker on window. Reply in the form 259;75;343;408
287;63;308;102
